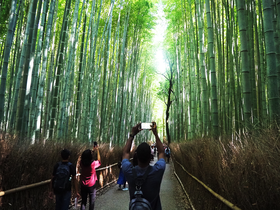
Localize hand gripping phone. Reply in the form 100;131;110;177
141;123;153;129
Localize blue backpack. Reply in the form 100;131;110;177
165;148;170;156
53;162;71;193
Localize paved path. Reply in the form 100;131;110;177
72;158;190;209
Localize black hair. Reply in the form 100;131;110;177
81;149;93;167
61;149;70;160
136;142;151;164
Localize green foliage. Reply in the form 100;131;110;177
0;0;11;38
128;0;156;41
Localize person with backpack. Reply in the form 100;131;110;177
77;145;101;210
165;147;170;163
122;122;166;210
49;149;79;210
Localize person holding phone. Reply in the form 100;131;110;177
122;122;166;210
77;144;101;210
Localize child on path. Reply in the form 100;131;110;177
165;147;171;163
117;158;128;191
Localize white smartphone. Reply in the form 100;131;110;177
141;123;152;129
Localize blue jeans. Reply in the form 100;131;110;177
80;184;96;210
55;191;71;210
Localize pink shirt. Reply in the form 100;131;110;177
80;160;101;187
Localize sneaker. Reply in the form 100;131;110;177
118;186;122;190
122;188;128;191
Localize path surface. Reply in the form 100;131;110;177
72;157;190;209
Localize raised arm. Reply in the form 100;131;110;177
92;143;101;162
123;123;141;160
96;148;101;162
151;122;165;160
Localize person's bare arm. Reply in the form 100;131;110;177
151;122;165;160
92;143;101;163
123;123;141;160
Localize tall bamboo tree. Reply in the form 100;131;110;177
49;0;72;138
205;0;218;137
196;0;208;136
263;0;280;122
0;0;18;127
237;0;252;129
32;0;56;141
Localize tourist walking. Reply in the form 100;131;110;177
78;144;101;210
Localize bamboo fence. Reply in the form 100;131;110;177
174;159;242;210
0;161;121;197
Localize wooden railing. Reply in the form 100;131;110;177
173;158;242;210
1;156;242;210
0;161;121;197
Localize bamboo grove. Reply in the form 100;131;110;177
162;0;280;141
1;0;280;145
0;0;157;144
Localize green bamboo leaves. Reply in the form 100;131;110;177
162;0;280;141
1;0;280;144
0;0;156;145
0;0;18;126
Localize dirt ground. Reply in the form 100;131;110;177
71;157;191;210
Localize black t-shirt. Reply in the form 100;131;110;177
52;161;76;192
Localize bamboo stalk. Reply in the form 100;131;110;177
0;180;51;197
175;160;242;210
